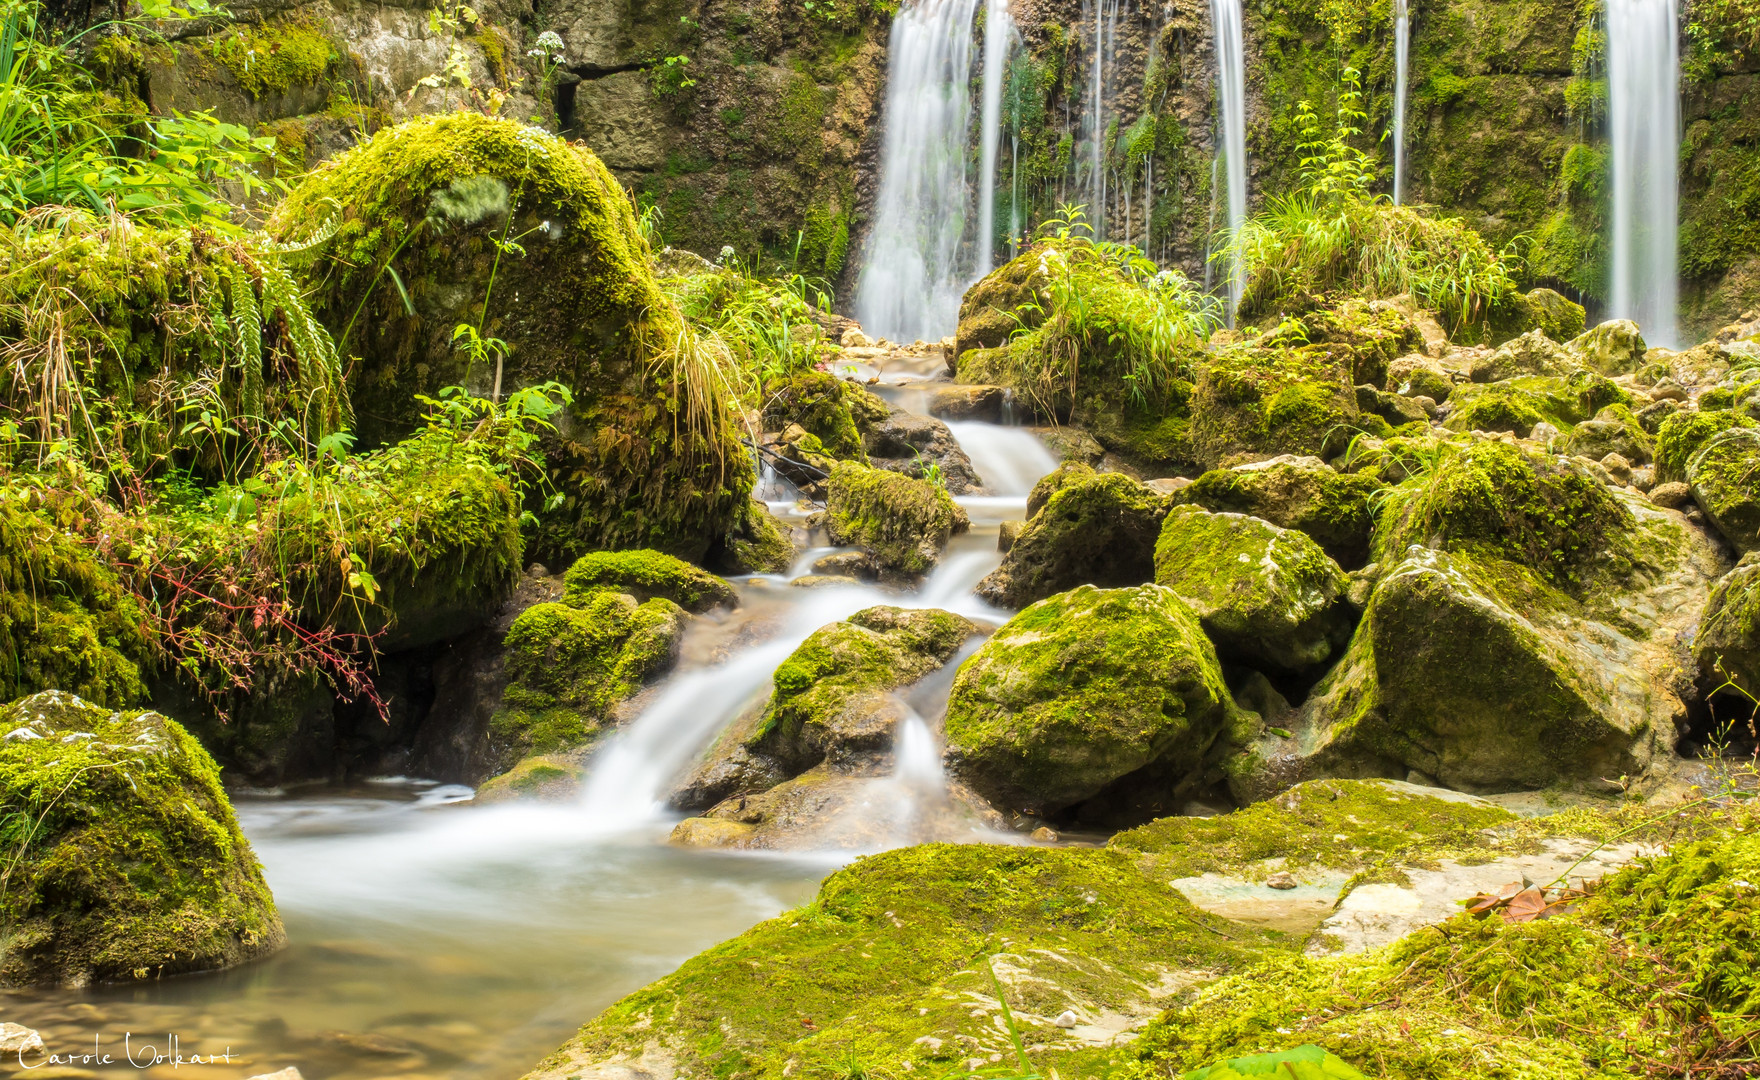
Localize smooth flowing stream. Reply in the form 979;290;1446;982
1;355;1060;1080
1211;0;1248;320
1606;0;1680;346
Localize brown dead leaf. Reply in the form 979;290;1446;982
1503;887;1548;923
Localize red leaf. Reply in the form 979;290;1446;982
1503;888;1547;923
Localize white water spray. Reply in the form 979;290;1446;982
1392;0;1409;204
977;0;1014;278
1211;0;1247;320
1606;0;1680;347
855;0;982;342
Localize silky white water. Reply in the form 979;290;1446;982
1606;0;1680;347
1392;0;1409;204
854;0;982;342
976;0;1014;278
946;419;1061;499
1211;0;1248;320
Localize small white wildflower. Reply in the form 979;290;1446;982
1275;1027;1292;1035
535;30;565;52
718;244;736;261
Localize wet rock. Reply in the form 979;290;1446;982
944;584;1242;815
1031;425;1107;465
716;500;796;576
862;403;981;494
1564;319;1647;375
1563;404;1654;464
929;384;1010;423
997;519;1024;553
563;550;737;613
1600;453;1634;484
1355;384;1429;427
1266;872;1298;890
976;472;1170;608
0;691;285;987
762;370;886;464
1687;425;1760;551
1649;481;1693;509
1388;356;1455;402
812;552;879;580
955;248;1045;358
822;462;970;574
1031;826;1060;842
673;768;1003;851
0;1024;43;1055
1171;455;1384;569
475;755;584;803
1154;506;1353;674
1634;397;1682;433
1694;551;1760;700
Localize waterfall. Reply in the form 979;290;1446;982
1211;0;1247;321
1606;0;1680;347
1392;0;1409;204
977;0;1014;278
854;0;983;343
1088;0;1105;235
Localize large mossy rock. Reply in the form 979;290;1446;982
1694;551;1760;700
1170;456;1384;568
1565;319;1647;375
0;498;148;708
1445;372;1629;438
270;113;751;562
1187;341;1374;469
1153;506;1353;674
562;549;736;612
487;577;688;771
1229;440;1727;798
822;462;969;574
977;471;1170;608
1562;404;1655;464
955;246;1046;358
1686;426;1760;552
0;692;284;987
1654;409;1757;484
1466;328;1572;382
750;607;978;775
713;499;796;576
760;370;886;463
944;585;1243;815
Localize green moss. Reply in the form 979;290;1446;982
1188;342;1367;467
1448;382;1548;436
761;371;871;461
1175;463;1385;569
944;584;1238;814
0;495;148;708
528;843;1273;1080
717;499;796;575
751;606;975;768
0;691;283;986
205;19;335;99
1686;427;1760;550
822;462;968;574
488;591;684;768
562;549;736;612
1655;408;1758;484
979;471;1168;608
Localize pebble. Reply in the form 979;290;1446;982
0;1023;44;1053
1030;826;1059;843
1054;1010;1079;1029
1266;872;1299;890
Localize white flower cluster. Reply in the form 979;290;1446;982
528;29;566;60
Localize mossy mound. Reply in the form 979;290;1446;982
562;549;736;613
1446;372;1628;439
944;584;1242;816
1564;319;1647;375
1655;408;1758;484
1465;328;1572;382
0;494;148;708
1295;300;1424;388
521;842;1269;1080
487;589;686;770
1153;506;1352;674
1128;822;1760;1080
976;471;1170;608
822;462;969;574
0;691;284;987
1171;457;1384;569
1694;551;1760;700
1562;403;1654;464
270;112;751;562
715;499;797;576
1188;342;1372;469
955;246;1045;357
760;370;885;463
1686;427;1760;552
749;606;978;774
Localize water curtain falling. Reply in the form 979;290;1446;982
855;0;983;343
977;0;1015;279
1211;0;1247;321
1606;0;1680;347
1392;0;1409;204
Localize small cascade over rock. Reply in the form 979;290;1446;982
1606;0;1680;347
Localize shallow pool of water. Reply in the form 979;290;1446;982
1;787;829;1079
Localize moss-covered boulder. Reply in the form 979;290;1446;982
1171;457;1384;569
0;497;148;708
1228;441;1725;798
748;607;977;775
0;692;284;987
822;462;969;574
976;472;1170;608
1562;404;1655;464
1565;319;1647;375
1153;507;1352;674
270;113;751;562
1655;409;1758;484
713;500;796;576
760;370;886;463
521;842;1265;1080
1694;552;1760;701
1686;426;1760;551
1297;300;1425;388
955;246;1046;358
487;589;686;770
944;585;1242;815
1446;372;1630;439
1188;343;1372;468
1466;329;1573;383
562;550;736;612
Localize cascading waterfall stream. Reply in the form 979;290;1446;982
854;0;981;342
1392;0;1409;204
976;0;1014;278
1606;0;1680;347
1211;0;1247;321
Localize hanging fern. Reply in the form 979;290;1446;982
226;260;265;422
